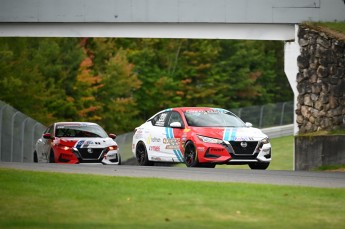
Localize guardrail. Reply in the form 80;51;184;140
0;101;46;162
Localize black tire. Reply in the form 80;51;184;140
248;162;270;170
118;154;122;165
184;141;199;167
49;150;55;163
135;142;153;166
33;151;38;163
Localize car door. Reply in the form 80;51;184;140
162;111;185;163
146;111;170;161
39;125;54;162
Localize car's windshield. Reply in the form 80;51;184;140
55;124;108;138
184;110;245;127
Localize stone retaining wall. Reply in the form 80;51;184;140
295;135;345;170
296;26;345;133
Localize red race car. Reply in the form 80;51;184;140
34;122;121;165
132;107;271;169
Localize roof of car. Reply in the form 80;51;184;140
167;107;228;112
54;122;99;126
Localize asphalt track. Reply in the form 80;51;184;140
1;162;344;188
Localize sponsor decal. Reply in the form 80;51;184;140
151;157;162;161
236;137;254;141
223;128;255;141
147;134;152;144
163;138;180;150
149;146;160;152
75;140;102;149
209;148;225;153
165;128;184;162
156;113;168;126
75;140;85;148
147;134;161;144
135;130;143;134
183;128;191;133
152;137;161;142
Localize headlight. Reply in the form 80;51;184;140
197;135;223;144
261;137;270;144
57;144;72;151
107;145;118;151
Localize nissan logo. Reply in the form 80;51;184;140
87;148;93;154
240;142;248;148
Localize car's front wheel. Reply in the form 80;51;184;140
184;141;199;167
33;151;38;163
135;142;153;166
49;150;55;163
248;162;270;170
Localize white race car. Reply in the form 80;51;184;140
34;122;121;165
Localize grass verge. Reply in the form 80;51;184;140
303;22;345;42
1;168;344;229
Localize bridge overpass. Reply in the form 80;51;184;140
0;0;344;39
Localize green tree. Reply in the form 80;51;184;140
85;38;142;133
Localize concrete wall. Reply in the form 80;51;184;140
295;135;345;170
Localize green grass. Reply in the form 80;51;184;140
0;168;344;229
314;165;345;172
317;22;345;34
304;22;345;42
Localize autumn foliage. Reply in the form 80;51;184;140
0;38;292;134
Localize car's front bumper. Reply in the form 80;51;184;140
196;141;271;164
102;150;121;165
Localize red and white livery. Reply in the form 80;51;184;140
34;122;121;165
132;107;271;169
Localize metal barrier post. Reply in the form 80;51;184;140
0;105;8;162
10;111;20;162
280;102;286;125
259;105;264;128
21;118;30;162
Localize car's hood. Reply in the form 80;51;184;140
190;127;267;141
57;137;117;148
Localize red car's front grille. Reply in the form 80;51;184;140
77;148;104;160
229;141;258;155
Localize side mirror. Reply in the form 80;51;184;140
170;122;182;128
43;133;54;139
245;122;253;128
109;133;117;139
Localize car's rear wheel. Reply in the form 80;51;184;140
33;151;38;163
184;141;199;167
248;162;270;170
136;142;153;166
49;150;55;163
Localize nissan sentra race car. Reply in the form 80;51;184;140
34;122;121;165
132;107;271;169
